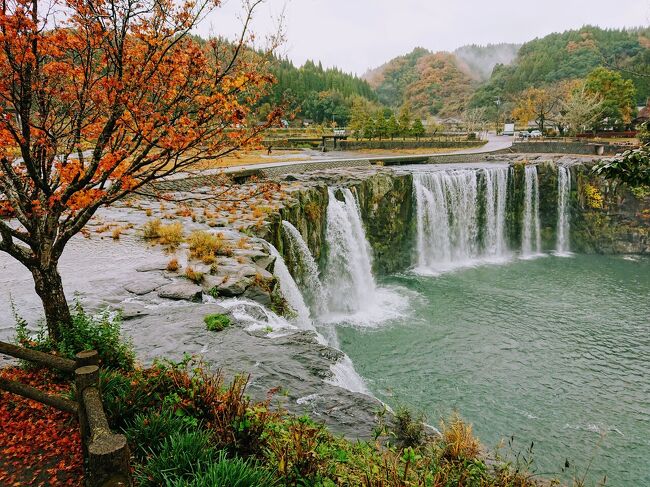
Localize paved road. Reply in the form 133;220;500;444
220;134;513;174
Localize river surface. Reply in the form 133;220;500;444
334;254;650;485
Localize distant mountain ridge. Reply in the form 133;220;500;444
362;26;649;117
362;43;521;117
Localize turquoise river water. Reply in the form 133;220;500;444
335;254;650;486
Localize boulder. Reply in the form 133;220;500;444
243;285;272;307
201;275;225;294
252;254;276;272
157;282;203;302
124;275;170;295
216;276;252;297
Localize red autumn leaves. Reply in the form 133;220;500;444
0;367;83;486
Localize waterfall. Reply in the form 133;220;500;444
414;167;509;274
522;165;542;257
281;221;325;311
483;168;508;257
323;187;378;314
555;166;571;256
267;244;312;327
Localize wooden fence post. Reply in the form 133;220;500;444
75;365;98;469
75;364;131;486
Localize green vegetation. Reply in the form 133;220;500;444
594;146;650;187
15;301;135;371
95;356;543;487
204;313;231;332
259;58;378;126
471;26;650;118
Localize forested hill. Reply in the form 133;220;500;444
362;48;477;118
470;26;650;108
258;26;649;124
258;57;379;125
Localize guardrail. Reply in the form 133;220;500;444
0;341;132;486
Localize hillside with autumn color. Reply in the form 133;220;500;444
363;48;477;118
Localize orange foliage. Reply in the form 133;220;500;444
0;0;281;262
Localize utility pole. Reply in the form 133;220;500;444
495;97;502;135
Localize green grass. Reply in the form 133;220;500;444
204;313;231;332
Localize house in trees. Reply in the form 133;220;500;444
632;99;650;128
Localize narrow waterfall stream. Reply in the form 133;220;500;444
414;167;510;274
522;165;542;257
267;243;312;327
555;165;571;256
323;187;377;315
282;221;325;312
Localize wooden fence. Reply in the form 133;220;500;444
0;341;132;486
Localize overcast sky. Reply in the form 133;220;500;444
198;0;650;75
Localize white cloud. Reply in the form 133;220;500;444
197;0;650;74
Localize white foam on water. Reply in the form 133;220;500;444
325;355;369;395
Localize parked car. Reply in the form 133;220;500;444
518;131;531;139
529;130;543;138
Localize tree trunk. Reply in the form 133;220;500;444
31;263;71;342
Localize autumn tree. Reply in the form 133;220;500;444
512;87;559;134
585;67;636;130
0;0;280;341
374;112;388;140
398;103;412;139
411;119;425;140
387;114;399;140
560;84;604;135
348;97;371;140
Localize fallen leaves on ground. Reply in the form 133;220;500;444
0;367;83;486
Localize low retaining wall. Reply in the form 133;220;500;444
512;141;623;156
328;140;486;151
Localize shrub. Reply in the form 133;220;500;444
142;219;184;249
391;406;425;449
184;267;204;284
166;451;277;487
142;218;162;239
440;413;481;461
167;258;180;272
158;222;184;248
187;230;233;262
15;302;135;371
135;430;215;486
204;313;231;332
638;121;650;145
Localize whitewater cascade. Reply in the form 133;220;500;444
323;187;378;314
267;244;312;327
281;221;325;312
555;166;571;255
522;165;542;257
414;167;509;274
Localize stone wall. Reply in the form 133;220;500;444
512;141;623;156
329;139;486;151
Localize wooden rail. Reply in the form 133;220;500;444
0;341;132;486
